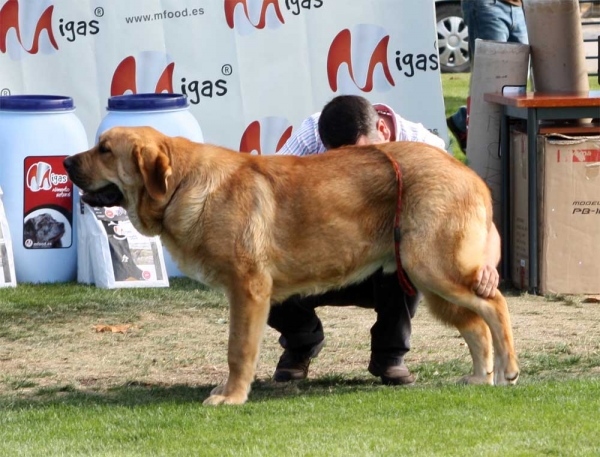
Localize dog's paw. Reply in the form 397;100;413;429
493;369;520;386
493;357;520;385
505;358;520;385
502;370;520;385
458;374;493;385
507;371;519;384
202;384;248;405
203;394;247;406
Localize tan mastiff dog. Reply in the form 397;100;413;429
64;126;519;405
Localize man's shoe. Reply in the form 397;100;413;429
446;116;467;154
273;339;325;382
368;359;416;386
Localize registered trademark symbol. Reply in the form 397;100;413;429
0;88;10;96
222;64;233;76
94;7;104;17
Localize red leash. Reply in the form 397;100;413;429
382;151;417;297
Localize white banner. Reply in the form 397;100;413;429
0;0;449;153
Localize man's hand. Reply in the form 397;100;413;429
472;223;501;299
472;264;499;299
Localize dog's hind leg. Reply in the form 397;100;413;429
406;260;518;385
404;202;517;384
203;272;273;406
422;291;494;385
475;292;519;385
434;288;519;386
457;317;494;385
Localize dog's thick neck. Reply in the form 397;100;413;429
129;178;178;237
159;150;236;246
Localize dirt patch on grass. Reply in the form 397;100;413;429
1;289;599;397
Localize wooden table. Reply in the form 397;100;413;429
484;91;600;294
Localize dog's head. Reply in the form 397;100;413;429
24;213;65;244
64;126;173;233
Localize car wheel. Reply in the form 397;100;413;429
436;3;470;73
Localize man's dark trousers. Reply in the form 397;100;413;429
267;268;421;364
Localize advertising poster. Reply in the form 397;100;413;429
0;0;449;153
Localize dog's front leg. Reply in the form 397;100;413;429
203;273;272;406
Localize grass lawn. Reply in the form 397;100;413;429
2;379;599;456
1;76;600;456
1;277;599;456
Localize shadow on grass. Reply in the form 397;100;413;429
0;359;480;410
0;376;394;410
2;356;598;411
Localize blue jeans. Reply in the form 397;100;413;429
450;0;528;133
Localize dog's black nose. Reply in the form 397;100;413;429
63;156;75;174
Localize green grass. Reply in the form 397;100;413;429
0;278;223;319
441;73;471;121
1;280;599;455
1;379;599;456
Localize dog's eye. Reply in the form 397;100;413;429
98;143;111;155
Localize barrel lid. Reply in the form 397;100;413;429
0;95;75;111
107;93;189;111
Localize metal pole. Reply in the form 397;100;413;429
527;108;539;294
500;110;511;281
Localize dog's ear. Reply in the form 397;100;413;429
133;144;172;202
24;218;35;232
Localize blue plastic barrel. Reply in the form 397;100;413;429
0;95;88;283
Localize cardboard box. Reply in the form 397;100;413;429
511;131;600;294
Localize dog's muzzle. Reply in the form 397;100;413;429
80;183;124;208
63;156;125;208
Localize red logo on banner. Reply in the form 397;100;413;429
239;117;292;155
327;25;395;93
0;0;58;56
111;52;175;96
224;0;285;30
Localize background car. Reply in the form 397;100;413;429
435;0;470;73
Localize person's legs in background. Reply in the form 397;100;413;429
447;0;527;154
505;2;528;45
447;106;468;153
469;0;527;45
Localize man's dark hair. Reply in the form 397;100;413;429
317;95;379;149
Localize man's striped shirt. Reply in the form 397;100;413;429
277;103;446;156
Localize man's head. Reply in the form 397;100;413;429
317;95;392;149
